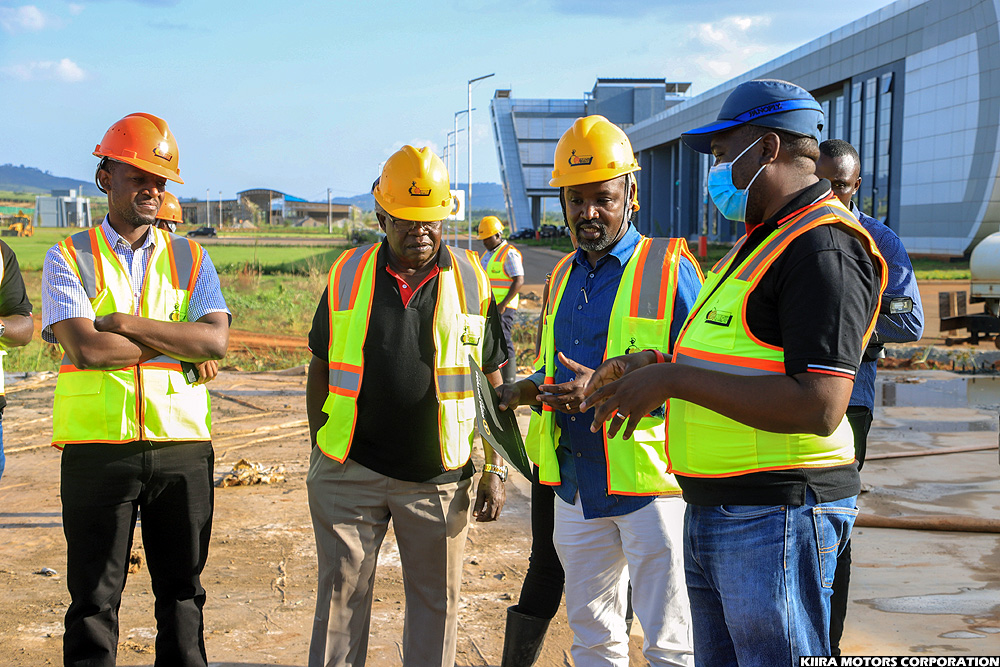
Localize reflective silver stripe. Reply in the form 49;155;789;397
328;367;361;393
145;354;178;365
635;238;670;319
450;248;482;315
70;230;98;299
673;350;783;376
713;238;745;274
735;207;836;281
333;244;373;312
438;373;472;394
169;234;196;290
548;255;574;316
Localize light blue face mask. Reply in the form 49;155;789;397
707;136;767;222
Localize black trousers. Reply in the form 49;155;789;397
500;307;518;384
830;406;873;656
60;440;214;667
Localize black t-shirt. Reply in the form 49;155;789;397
0;241;33;412
308;244;508;484
677;181;881;506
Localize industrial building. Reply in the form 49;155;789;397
179;189;357;228
490;79;690;231
490;0;1000;257
33;189;92;228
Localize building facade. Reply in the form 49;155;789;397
34;189;92;228
490;79;689;231
628;0;1000;256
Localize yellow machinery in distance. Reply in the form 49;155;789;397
0;210;34;237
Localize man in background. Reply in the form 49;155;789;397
0;237;34;483
479;215;524;383
816;138;924;655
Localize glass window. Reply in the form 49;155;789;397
834;94;845;139
876;73;893;221
850;82;863;150
860;78;877;216
821;100;831;141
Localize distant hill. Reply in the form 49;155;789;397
334;182;506;213
0;164;92;195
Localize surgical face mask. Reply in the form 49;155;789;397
708;136;767;222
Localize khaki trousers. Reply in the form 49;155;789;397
306;448;473;667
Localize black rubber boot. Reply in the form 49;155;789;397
501;605;550;667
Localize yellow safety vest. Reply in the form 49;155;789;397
484;240;520;309
667;195;888;477
0;252;6;396
316;243;493;470
51;226;211;446
526;236;703;495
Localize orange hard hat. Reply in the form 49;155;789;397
156;191;183;224
93;112;184;184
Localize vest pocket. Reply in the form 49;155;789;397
675;401;759;474
616;316;668;357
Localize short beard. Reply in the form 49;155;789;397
575;220;616;253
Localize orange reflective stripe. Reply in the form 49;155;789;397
628;238;651;318
328;361;363;397
674;346;785;375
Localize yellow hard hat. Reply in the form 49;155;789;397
549;115;639;187
478;215;504;239
373;145;453;222
156;191;183;224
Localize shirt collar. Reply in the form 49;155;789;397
101;215;157;251
849;200;861;217
574;222;641;269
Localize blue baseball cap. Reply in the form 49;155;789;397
682;79;824;154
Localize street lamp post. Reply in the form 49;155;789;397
467;73;494;249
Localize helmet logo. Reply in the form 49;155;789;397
408;181;431;197
568;150;593;167
152;142;173;162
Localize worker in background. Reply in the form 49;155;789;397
305;145;509;667
155;190;183;233
42;112;231;667
496;115;701;666
156;191;220;387
581;80;887;665
0;237;35;483
815;138;924;655
478;215;524;383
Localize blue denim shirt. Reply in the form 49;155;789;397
848;203;924;410
531;224;702;519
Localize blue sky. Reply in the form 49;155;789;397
1;0;896;202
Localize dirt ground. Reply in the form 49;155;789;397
2;273;999;665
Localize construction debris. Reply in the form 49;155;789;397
217;458;286;487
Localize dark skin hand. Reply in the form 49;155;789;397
580;361;854;441
494;351;596;415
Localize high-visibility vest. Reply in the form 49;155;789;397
526;237;703;495
316;243;493;470
484;241;520;309
667;195;888;477
0;252;6;396
51;226;211;446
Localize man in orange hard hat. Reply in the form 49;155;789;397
306;145;510;666
42;113;230;667
478;215;523;383
155;190;183;233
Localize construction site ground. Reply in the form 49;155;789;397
1;265;999;664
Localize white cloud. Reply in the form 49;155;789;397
0;5;51;32
68;3;85;15
686;15;774;79
1;58;87;82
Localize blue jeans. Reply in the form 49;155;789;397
683;492;858;667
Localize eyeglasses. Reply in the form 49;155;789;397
387;216;442;234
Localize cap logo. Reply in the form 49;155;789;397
408;181;431;196
745;102;784;119
568;150;593;167
152;142;173;162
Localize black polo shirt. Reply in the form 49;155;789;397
309;243;508;484
678;181;881;506
0;241;33;413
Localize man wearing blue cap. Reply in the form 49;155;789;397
580;80;887;664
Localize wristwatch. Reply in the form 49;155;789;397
483;463;508;482
0;320;6;339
